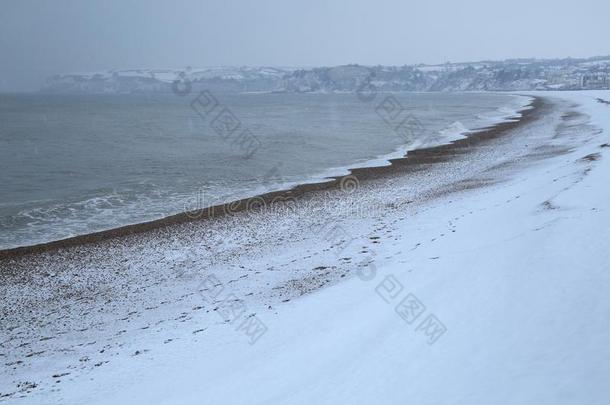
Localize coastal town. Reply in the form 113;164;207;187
42;55;610;94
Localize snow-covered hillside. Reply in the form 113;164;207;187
41;56;610;94
41;66;296;94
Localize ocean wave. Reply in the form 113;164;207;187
0;93;534;250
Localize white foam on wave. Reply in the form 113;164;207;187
317;94;534;179
240;94;535;202
1;94;536;250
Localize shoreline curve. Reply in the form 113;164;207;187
0;96;542;260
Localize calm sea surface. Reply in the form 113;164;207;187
0;92;526;248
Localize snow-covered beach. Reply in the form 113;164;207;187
1;90;610;404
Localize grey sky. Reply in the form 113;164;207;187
1;0;609;91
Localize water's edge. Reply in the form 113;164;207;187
0;96;541;259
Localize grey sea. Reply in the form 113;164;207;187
0;92;528;249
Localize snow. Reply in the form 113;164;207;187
2;91;610;404
43;58;610;94
99;92;610;404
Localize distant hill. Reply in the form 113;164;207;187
41;56;610;94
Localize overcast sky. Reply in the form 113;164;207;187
1;0;609;91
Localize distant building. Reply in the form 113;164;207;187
581;72;609;89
